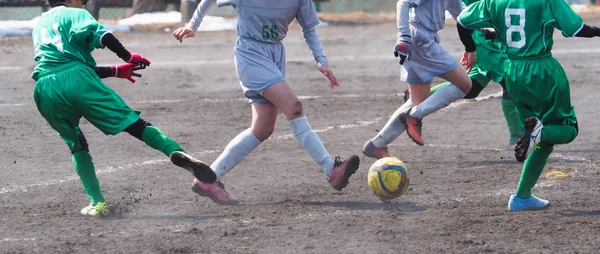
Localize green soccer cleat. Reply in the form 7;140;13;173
80;202;109;216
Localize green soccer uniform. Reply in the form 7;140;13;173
458;0;581;203
458;0;581;127
32;6;140;147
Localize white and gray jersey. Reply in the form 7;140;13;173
397;0;463;42
187;0;327;65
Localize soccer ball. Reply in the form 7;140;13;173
367;157;409;201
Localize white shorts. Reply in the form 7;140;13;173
401;25;458;84
234;37;286;104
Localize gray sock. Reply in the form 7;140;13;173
409;84;466;119
371;99;415;148
211;128;261;180
289;116;335;177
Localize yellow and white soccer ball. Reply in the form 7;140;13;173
367;157;409;201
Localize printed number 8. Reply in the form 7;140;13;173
262;25;279;40
505;8;526;48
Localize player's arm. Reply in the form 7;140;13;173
298;0;338;88
93;64;144;83
394;0;417;65
173;0;216;42
101;33;151;67
574;24;600;37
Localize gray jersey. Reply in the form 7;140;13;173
189;0;320;43
397;0;463;40
187;0;326;64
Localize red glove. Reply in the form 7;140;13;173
111;63;144;83
122;52;151;67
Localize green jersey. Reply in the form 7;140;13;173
31;6;109;81
458;0;583;59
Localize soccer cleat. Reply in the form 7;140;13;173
508;194;550;211
514;117;543;162
328;155;360;191
399;109;424;146
80;202;109;216
192;179;239;205
362;140;392;159
170;151;217;184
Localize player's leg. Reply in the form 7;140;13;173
34;76;107;216
363;98;413;159
430;66;487;99
262;81;360;191
499;81;524;148
73;68;216;184
401;66;472;146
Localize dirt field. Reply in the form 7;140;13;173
2;19;600;253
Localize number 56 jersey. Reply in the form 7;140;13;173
217;0;320;43
31;6;109;81
457;0;583;59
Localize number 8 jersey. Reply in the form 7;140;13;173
31;6;109;81
457;0;583;59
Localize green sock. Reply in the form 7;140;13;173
515;142;553;199
73;151;105;205
541;124;577;145
501;99;524;142
141;126;184;157
430;81;452;95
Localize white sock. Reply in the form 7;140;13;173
210;128;261;180
409;84;465;119
289;116;335;177
371;99;415;148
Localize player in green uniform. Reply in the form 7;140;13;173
33;0;217;216
458;0;600;211
426;0;523;148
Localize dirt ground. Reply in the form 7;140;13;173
2;18;600;254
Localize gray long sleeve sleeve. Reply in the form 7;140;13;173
302;26;328;66
397;0;414;43
186;0;215;31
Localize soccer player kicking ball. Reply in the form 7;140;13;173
363;0;476;159
173;0;360;205
458;0;600;211
32;0;216;216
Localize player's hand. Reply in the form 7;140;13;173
394;41;412;65
111;63;145;83
460;51;477;72
123;52;151;67
173;27;196;43
318;63;339;89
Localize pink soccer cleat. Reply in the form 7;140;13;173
192;179;239;205
328;155;360;191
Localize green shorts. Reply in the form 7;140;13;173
504;56;577;126
34;63;140;152
471;30;506;86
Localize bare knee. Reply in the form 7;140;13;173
285;100;303;120
251;124;274;141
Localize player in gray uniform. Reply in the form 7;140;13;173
363;0;477;158
173;0;360;204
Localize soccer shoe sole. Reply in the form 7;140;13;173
398;113;424;146
508;201;551;212
191;184;239;206
514;117;538;162
332;155;360;191
171;151;217;183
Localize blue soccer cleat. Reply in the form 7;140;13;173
508;194;550;211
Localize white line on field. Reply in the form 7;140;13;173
0;93;403;109
4;47;600;71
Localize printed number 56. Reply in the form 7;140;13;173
262;25;279;40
